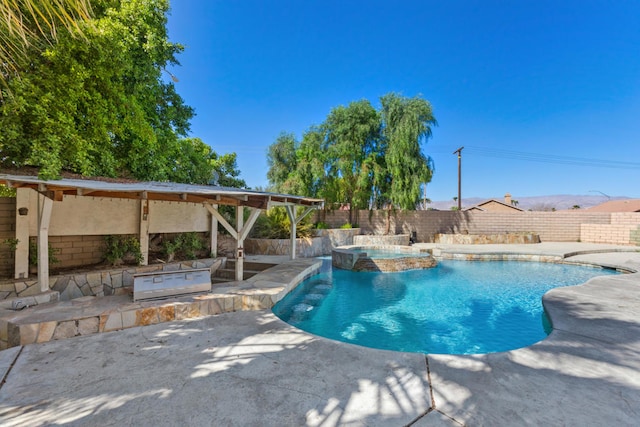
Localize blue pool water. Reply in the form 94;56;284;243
272;260;618;354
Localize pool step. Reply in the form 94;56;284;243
214;268;261;281
212;260;278;282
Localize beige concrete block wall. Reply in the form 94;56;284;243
49;235;105;269
319;209;612;243
580;224;634;245
580;212;640;246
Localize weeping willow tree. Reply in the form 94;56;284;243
379;93;436;210
323;99;380;224
266;92;436;231
1;0;94;89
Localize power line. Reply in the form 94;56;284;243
431;145;640;170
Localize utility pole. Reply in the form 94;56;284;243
453;147;464;210
423;183;427;210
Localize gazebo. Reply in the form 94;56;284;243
0;174;323;292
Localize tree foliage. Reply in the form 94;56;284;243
0;0;94;89
0;0;242;187
267;93;436;212
323;100;380;222
379;93;436;209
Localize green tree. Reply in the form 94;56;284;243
291;126;325;197
164;137;244;187
266;92;436;218
323;99;380;224
0;0;94;89
211;152;246;188
0;0;200;182
379;93;436;210
266;131;298;193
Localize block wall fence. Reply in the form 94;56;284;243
317;209;640;245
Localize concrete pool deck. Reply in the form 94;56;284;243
0;243;639;426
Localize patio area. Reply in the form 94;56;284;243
0;243;639;426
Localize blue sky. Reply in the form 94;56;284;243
166;0;640;201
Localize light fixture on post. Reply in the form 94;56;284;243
453;147;464;210
163;69;179;83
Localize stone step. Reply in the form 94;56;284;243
214;268;260;281
224;261;277;271
211;277;233;285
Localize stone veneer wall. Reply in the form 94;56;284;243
319;210;613;243
351;256;437;272
434;233;541;244
245;228;361;257
0;258;223;302
245;237;324;258
580;212;640;246
332;247;436;272
353;234;410;246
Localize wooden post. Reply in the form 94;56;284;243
285;206;297;260
14;188;30;279
139;199;150;265
235;206;244;281
37;195;53;292
210;204;218;258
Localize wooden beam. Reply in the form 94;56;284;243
139;199;149;265
295;206;316;225
210;204;218;258
285;205;297;260
37;195;53;292
235;207;244;281
204;204;237;239
238;208;262;242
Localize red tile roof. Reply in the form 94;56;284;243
585;199;640;212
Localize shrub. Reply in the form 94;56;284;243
28;240;60;266
3;238;19;251
104;235;143;266
315;222;329;229
162;232;205;261
250;207;314;239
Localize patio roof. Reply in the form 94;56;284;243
1;173;323;285
0;174;324;209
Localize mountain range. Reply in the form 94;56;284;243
427;195;631;211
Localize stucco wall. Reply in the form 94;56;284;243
19;192;211;236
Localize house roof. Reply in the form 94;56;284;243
585;199;640;213
464;199;523;212
0;174;324;210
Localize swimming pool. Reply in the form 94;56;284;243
272;259;619;354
